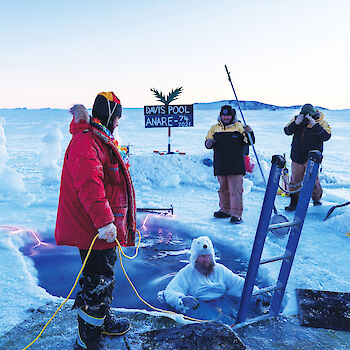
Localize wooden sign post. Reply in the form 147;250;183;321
144;104;194;154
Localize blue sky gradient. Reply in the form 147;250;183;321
1;0;349;109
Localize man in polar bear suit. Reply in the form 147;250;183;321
162;236;270;318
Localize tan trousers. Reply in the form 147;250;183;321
289;161;322;201
217;175;243;218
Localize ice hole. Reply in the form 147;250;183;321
21;218;269;324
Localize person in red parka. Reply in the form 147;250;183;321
55;92;136;350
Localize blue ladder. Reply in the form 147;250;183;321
233;150;323;328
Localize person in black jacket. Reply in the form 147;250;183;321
205;105;255;224
284;103;331;211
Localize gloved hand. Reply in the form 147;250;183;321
181;296;199;310
295;114;305;125
244;125;253;133
98;223;117;243
303;114;316;127
255;292;272;306
205;138;216;149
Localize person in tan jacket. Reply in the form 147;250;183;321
205;105;254;224
284;103;331;211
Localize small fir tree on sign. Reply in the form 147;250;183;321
150;87;183;106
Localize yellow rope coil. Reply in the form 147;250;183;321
21;234;99;350
21;229;209;349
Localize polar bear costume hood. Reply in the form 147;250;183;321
190;236;216;265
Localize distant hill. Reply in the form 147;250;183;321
0;101;333;111
194;100;328;111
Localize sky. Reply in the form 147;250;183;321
1;0;350;109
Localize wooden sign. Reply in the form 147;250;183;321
144;104;193;128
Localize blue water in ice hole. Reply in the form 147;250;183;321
21;221;268;323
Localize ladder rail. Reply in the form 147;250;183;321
269;151;323;316
235;155;286;323
235;151;323;326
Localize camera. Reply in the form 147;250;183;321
300;117;309;127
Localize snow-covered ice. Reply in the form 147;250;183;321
0;104;349;335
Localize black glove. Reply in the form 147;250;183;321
254;292;272;306
205;139;216;149
181;296;199;309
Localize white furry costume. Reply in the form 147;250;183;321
163;236;258;312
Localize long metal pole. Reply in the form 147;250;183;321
224;65;277;214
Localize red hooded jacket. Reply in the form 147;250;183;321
55;119;136;250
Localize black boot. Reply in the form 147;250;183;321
214;210;231;218
230;216;243;224
102;310;131;336
74;307;105;350
73;249;117;349
285;194;298;212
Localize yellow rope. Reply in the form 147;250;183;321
21;234;99;350
118;228;141;260
116;239;211;323
21;228;209;349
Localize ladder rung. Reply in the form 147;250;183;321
252;284;282;296
232;314;272;330
268;220;298;231
260;253;291;265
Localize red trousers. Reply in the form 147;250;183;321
289;161;322;201
217;175;243;218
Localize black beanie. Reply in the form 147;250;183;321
220;105;236;117
92;92;122;132
300;103;317;117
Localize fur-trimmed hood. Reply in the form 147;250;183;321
190;236;216;265
217;114;237;125
70;104;90;124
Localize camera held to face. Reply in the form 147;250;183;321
300;115;310;127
